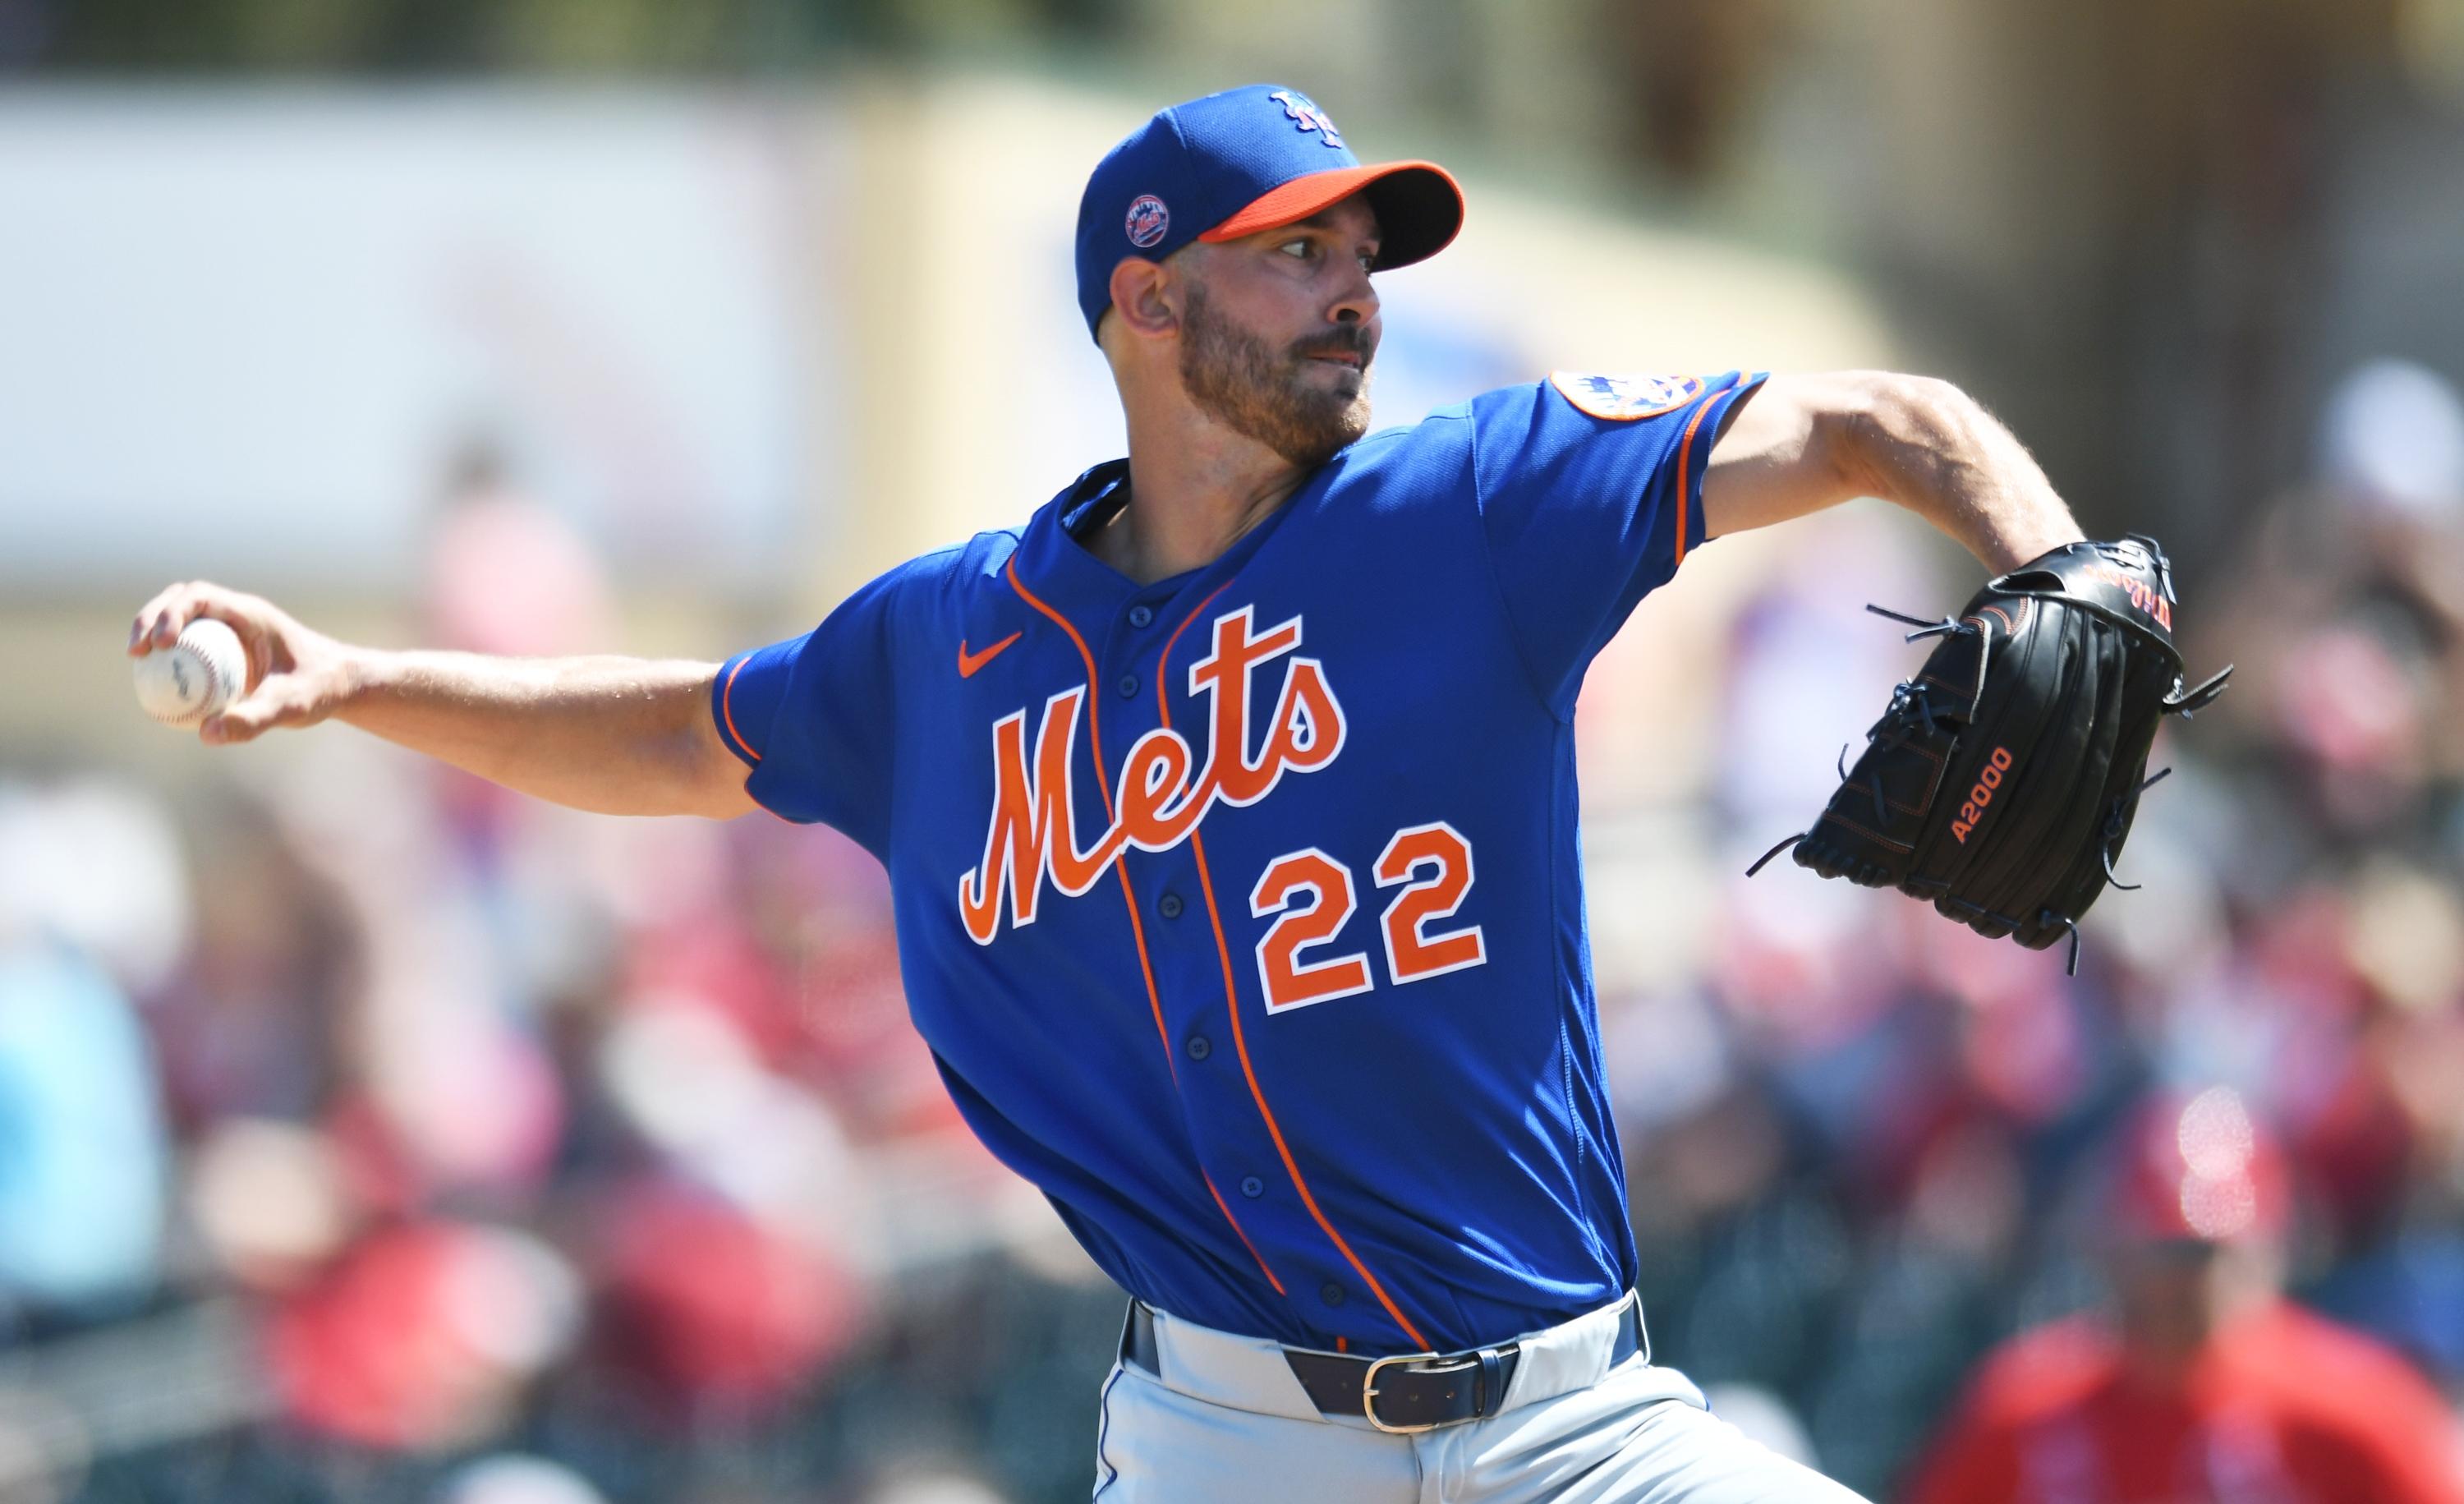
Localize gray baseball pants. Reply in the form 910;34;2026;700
1090;1292;1873;1502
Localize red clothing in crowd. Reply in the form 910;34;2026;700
1907;1299;2464;1504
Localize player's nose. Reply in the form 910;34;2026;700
1329;263;1378;329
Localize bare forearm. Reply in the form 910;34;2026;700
129;581;758;819
1844;376;2085;573
1701;372;2088;570
334;650;742;817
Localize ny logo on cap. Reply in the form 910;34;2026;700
1268;90;1344;148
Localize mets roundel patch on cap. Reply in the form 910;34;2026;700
1548;371;1706;421
1125;194;1170;249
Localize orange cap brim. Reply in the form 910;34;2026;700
1197;160;1465;270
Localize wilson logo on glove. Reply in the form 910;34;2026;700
2073;559;2175;630
1951;746;2014;844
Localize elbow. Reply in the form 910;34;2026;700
1873;371;1974;425
1835;372;1982;499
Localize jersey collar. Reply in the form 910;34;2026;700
1006;460;1142;624
1011;455;1317;628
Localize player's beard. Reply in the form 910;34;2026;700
1178;282;1374;469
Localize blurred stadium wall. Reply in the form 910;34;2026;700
0;70;1896;757
8;0;2464;596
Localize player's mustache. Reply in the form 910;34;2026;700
1292;328;1376;367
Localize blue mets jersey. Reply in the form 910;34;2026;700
714;370;1767;1355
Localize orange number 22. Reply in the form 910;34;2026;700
1249;824;1486;1012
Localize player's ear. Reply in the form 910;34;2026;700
1108;257;1179;340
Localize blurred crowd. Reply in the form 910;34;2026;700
9;359;2464;1502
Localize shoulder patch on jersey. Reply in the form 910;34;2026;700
1547;371;1705;421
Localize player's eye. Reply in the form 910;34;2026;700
1279;239;1314;260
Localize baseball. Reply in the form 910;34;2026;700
134;618;247;727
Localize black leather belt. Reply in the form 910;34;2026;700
1122;1296;1643;1434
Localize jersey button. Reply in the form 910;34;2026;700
1320;1282;1347;1308
1158;891;1184;920
1128;604;1155;628
1117;673;1140;698
1184;1034;1211;1060
1239;1175;1264;1198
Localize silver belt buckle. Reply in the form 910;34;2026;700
1362;1350;1472;1434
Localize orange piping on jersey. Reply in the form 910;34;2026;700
1186;827;1427;1349
1671;378;1741;570
1336;1336;1349;1354
1204;1171;1287;1294
1154;583;1232;703
1162;590;1432;1352
1006;557;1166;1059
1161;581;1298;1286
1006;559;1113;803
1005;557;1285;1291
720;656;761;762
719;658;798;825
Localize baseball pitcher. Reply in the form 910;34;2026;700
133;85;2137;1502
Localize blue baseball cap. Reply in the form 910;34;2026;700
1074;85;1464;339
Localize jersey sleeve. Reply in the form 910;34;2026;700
711;556;939;855
1469;370;1764;715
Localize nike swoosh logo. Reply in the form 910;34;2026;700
958;631;1023;678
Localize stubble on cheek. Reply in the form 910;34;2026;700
1178;283;1373;468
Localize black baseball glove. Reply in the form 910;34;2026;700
1747;536;2230;971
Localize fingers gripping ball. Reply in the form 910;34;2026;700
135;619;247;728
1745;536;2233;973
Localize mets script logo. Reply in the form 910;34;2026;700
960;606;1342;945
1125;194;1170;249
1268;90;1345;148
1549;371;1705;421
